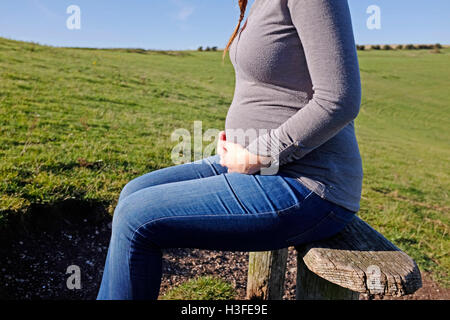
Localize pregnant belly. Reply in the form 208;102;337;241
225;79;311;147
225;105;280;147
224;99;302;148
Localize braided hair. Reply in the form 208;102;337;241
223;0;248;59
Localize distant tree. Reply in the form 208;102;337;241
356;45;365;51
197;46;203;52
212;46;218;51
405;44;415;50
434;43;442;49
371;45;381;50
417;44;433;50
205;46;211;51
382;45;392;50
397;44;403;50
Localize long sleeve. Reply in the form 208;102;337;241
246;0;362;167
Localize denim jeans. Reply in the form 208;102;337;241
97;155;356;300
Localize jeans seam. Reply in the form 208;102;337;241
126;186;315;289
204;155;221;176
223;174;251;214
328;209;356;224
276;189;315;216
286;210;334;244
285;208;348;245
127;191;312;252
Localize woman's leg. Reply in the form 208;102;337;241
117;155;226;203
98;155;225;299
97;166;355;300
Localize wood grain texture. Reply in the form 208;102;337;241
295;215;422;297
246;249;288;300
296;250;360;300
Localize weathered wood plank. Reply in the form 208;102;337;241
295;215;422;297
246;249;288;300
296;248;360;300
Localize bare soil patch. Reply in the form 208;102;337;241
0;213;447;300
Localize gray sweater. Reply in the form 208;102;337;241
225;0;363;212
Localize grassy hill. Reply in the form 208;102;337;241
0;38;448;286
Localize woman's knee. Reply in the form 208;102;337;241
111;192;163;245
113;193;144;234
118;178;140;202
118;173;153;203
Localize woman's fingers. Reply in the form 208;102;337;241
219;152;228;167
217;140;226;156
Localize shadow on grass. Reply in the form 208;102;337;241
0;198;111;244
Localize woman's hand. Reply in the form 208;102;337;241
217;131;271;174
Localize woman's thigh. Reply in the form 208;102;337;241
118;155;226;203
113;171;355;252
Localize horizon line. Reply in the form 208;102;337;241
1;36;449;52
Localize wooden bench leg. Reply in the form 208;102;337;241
246;249;288;300
296;248;360;300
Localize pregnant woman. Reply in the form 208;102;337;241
97;0;363;300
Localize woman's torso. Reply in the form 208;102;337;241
225;0;363;212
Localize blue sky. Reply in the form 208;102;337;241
0;0;448;50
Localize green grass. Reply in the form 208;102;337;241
355;48;449;285
0;38;448;287
161;276;237;300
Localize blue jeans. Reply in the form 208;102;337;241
97;155;356;300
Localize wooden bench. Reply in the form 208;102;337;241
246;215;422;300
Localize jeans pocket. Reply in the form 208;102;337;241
285;209;352;247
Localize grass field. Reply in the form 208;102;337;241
0;37;448;287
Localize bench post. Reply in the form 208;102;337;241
246;249;288;300
246;216;421;300
295;247;359;300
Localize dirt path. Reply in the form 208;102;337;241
0;215;447;300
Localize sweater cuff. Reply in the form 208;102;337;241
246;130;314;167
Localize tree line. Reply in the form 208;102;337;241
356;43;443;52
197;46;218;52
